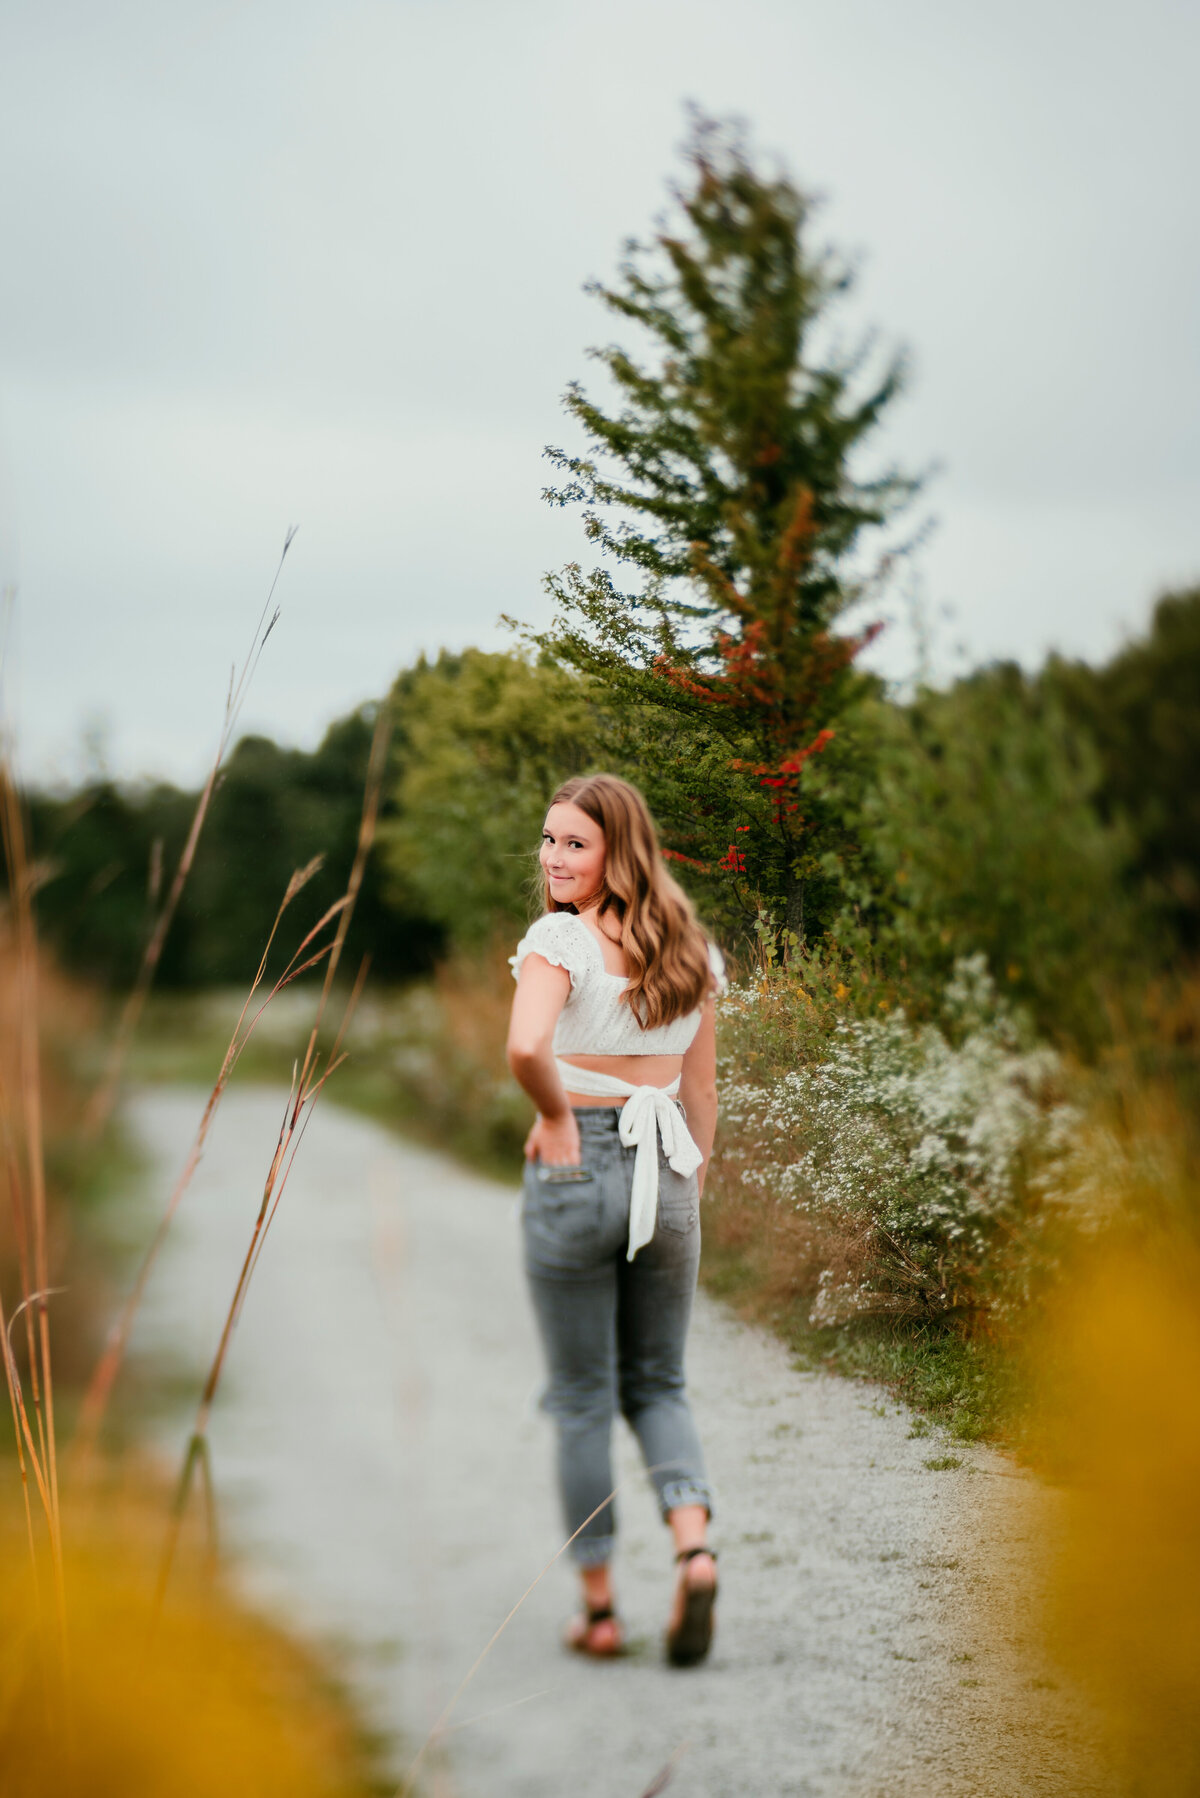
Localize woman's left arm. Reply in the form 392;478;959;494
678;998;718;1195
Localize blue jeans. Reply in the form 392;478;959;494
521;1105;714;1567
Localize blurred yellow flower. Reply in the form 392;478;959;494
1034;1243;1200;1795
0;1517;372;1797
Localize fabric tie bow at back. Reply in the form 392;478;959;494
553;1061;703;1260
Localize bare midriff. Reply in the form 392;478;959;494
558;1050;685;1106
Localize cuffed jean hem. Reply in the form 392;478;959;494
660;1478;715;1521
569;1532;616;1568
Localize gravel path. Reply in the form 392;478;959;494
124;1087;1111;1798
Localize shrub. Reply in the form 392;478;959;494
852;667;1139;1051
716;955;1078;1324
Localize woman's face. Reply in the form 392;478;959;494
540;801;607;910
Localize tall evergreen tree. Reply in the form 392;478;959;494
532;113;919;941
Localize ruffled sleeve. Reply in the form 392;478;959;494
509;912;595;987
706;939;728;995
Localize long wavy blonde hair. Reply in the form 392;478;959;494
542;773;712;1029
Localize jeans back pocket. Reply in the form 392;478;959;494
655;1159;699;1236
524;1161;604;1251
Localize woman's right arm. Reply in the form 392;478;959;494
506;954;582;1165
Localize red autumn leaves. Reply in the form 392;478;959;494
651;484;881;882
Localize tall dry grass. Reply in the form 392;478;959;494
153;709;390;1607
1;685;390;1790
0;927;99;1293
0;753;69;1650
74;850;338;1469
85;527;296;1139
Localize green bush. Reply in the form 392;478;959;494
850;666;1140;1049
717;955;1078;1324
1049;584;1200;953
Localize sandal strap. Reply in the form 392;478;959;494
675;1546;718;1565
585;1604;615;1624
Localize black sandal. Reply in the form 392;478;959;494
565;1604;625;1658
666;1547;718;1668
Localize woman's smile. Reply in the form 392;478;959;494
540;801;608;904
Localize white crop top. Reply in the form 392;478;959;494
509;911;726;1057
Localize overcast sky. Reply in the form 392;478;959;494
2;0;1197;786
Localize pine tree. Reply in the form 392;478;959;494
533;112;919;943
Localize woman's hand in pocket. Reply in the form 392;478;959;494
524;1109;582;1167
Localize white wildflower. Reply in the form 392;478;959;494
719;957;1081;1318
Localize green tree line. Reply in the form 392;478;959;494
15;588;1198;1038
15;116;1199;1053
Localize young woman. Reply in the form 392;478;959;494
506;773;723;1666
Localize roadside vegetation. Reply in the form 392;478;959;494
0;947;384;1793
0;683;390;1789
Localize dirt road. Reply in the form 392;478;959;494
124;1087;1110;1797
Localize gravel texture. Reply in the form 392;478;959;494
124;1087;1113;1797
